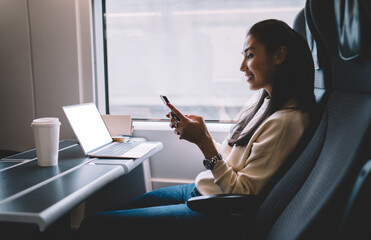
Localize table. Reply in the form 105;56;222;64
0;139;162;232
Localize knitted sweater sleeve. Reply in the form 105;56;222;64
205;110;308;195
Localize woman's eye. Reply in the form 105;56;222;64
241;51;253;60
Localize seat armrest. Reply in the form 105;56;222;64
186;194;261;215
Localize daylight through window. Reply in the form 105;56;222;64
103;0;306;121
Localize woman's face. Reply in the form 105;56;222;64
240;35;277;96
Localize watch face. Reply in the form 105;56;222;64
203;159;213;170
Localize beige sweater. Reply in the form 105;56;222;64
195;98;310;195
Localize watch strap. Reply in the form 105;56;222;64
203;153;223;170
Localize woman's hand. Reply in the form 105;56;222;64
166;103;218;158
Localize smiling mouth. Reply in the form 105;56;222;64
246;74;254;81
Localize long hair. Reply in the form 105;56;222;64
228;19;316;147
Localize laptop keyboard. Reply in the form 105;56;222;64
96;142;139;156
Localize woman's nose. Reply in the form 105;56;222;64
240;58;247;72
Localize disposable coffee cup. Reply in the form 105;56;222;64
31;117;61;167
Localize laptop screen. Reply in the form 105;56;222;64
63;103;113;153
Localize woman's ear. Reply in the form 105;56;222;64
274;46;287;65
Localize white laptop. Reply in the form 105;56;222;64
63;103;159;159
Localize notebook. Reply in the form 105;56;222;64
62;103;159;159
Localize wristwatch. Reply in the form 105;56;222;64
203;153;223;170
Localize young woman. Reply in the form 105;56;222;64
79;19;316;239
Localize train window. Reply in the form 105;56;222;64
101;0;305;121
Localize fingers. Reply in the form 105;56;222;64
165;105;206;141
172;120;179;128
168;112;179;126
170;121;181;138
174;129;180;136
166;103;186;121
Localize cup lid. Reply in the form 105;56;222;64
31;117;61;126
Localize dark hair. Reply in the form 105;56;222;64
228;19;316;146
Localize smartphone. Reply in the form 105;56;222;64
160;95;180;121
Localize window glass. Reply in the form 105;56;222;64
104;0;306;121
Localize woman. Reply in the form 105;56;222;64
79;19;316;239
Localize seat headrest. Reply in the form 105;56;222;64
306;0;371;93
294;9;320;70
335;0;361;60
293;8;327;100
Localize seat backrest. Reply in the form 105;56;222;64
249;0;371;239
338;158;371;239
255;6;329;208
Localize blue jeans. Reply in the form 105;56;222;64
78;183;244;240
